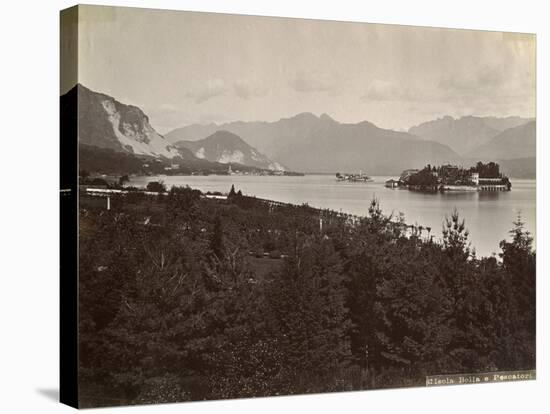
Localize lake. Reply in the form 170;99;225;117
128;174;536;258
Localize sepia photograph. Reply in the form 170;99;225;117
60;4;536;408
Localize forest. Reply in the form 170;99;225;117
78;186;535;407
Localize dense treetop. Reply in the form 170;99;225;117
77;186;535;406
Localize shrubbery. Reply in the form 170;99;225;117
78;188;536;406
146;181;166;193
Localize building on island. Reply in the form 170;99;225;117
477;177;510;191
396;162;511;192
335;172;373;182
399;169;420;182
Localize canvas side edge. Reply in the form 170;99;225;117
60;4;79;409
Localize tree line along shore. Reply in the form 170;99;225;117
78;185;535;407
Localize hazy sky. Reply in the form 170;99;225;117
72;5;536;133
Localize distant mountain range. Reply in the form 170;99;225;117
495;157;536;179
465;120;536;160
409;116;536;178
64;84;536;177
409;115;533;156
462;120;536;179
174;130;285;171
166;113;461;174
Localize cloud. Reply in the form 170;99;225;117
362;79;421;102
186;78;270;103
185;78;228;103
146;103;230;133
437;64;534;100
197;113;230;124
144;105;190;134
438;66;503;94
434;64;535;120
362;64;535;121
289;70;334;93
363;79;399;101
233;79;269;100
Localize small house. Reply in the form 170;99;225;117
385;179;400;188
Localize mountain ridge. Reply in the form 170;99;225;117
165;113;459;174
65;85;535;176
74;84;182;159
408;115;533;155
174;130;286;171
62;84;279;174
465;120;536;160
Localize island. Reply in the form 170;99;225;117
386;162;512;192
336;172;374;182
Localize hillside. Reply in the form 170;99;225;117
61;85;276;175
466;121;536;160
74;84;181;158
166;113;459;174
409;115;533;155
175;130;285;171
497;157;536;179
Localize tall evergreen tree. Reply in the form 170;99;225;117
499;214;536;369
266;237;352;394
209;216;225;259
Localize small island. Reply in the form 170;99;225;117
336;172;374;182
386;162;512;192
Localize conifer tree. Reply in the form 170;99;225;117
209;216;225;259
499;214;536;369
266;238;351;393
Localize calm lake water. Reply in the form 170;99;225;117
128;174;536;258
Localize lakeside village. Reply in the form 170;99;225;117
144;160;303;177
383;162;512;192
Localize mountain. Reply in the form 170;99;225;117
165;112;327;158
482;116;535;132
166;113;460;174
174;130;285;171
166;123;221;144
465;120;536;160
77;143;270;176
409;115;533;155
62;85;277;175
72;84;183;159
497;158;536;179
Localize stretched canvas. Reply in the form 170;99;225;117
60;4;536;408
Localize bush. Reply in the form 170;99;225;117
407;170;438;187
146;181;166;193
90;178;109;187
